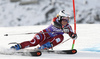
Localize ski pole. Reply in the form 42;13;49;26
4;31;64;36
72;0;76;50
56;38;71;47
4;33;36;36
8;38;71;45
61;38;71;44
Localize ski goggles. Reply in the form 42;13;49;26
61;17;69;23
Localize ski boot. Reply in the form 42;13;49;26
10;44;22;50
38;42;53;50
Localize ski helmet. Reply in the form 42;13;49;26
57;10;70;23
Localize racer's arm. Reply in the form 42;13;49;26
63;25;77;40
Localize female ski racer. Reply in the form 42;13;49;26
11;10;77;50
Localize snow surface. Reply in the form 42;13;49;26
0;24;100;59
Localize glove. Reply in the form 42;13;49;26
62;27;69;33
70;33;77;40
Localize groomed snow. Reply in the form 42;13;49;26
0;24;100;59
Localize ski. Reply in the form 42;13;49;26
0;49;42;56
16;51;42;56
41;49;77;54
19;49;77;55
0;48;77;57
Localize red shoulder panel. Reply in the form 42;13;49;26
52;17;57;22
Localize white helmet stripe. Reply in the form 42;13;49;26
58;10;70;17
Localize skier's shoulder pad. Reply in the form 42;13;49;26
52;17;57;22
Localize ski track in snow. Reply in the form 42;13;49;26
0;24;100;59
